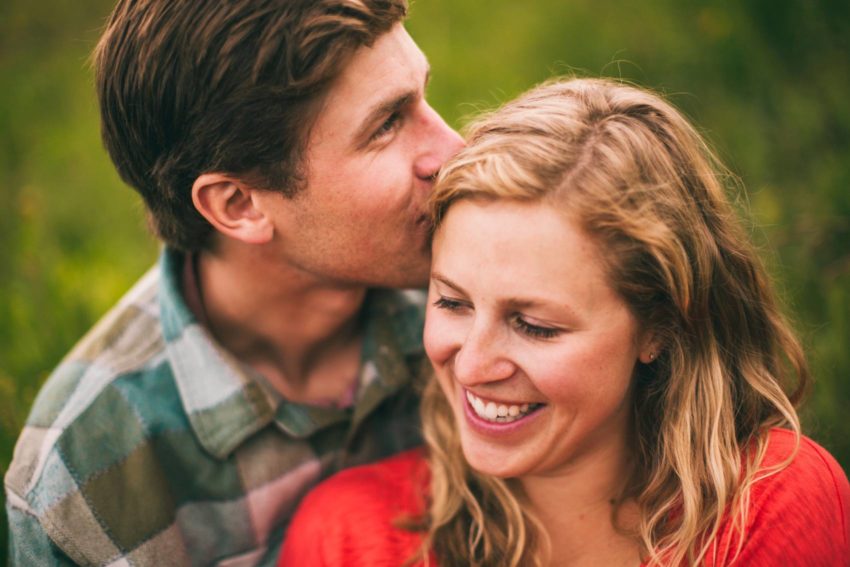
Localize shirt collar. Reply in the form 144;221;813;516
159;248;275;459
273;288;427;438
158;249;426;456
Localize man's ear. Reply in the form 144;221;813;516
191;173;273;244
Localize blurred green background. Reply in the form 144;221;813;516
1;0;848;560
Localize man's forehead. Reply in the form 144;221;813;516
312;24;430;143
328;24;428;104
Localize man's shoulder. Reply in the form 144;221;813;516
5;264;175;506
365;288;427;352
2;264;204;565
369;288;427;322
388;288;428;309
26;265;164;429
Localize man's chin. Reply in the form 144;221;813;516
375;258;430;290
382;270;430;290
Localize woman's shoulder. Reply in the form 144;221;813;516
318;446;428;495
301;447;429;517
757;428;849;500
279;448;430;566
718;428;850;566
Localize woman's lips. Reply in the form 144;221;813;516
465;389;544;424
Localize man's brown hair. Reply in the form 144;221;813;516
94;0;408;251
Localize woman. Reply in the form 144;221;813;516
280;78;850;566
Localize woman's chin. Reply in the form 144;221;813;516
461;442;526;479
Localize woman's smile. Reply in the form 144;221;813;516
424;198;651;479
464;389;545;423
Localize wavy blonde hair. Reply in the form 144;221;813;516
417;78;809;566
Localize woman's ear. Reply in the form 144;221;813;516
638;332;663;364
191;173;273;244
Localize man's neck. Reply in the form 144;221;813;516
190;246;368;405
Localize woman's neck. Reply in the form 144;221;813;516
518;435;643;566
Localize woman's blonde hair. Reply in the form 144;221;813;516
419;78;809;566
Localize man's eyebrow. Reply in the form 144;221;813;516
356;92;414;140
354;66;431;145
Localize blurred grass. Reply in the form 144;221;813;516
2;0;848;560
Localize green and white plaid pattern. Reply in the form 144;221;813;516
5;249;426;566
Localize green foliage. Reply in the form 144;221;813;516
1;0;848;559
0;0;159;557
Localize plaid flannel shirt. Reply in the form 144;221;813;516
5;249;426;566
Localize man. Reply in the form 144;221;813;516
5;0;463;564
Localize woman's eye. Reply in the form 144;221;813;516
433;297;466;312
514;316;560;339
371;111;402;141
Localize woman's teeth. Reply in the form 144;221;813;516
466;390;541;423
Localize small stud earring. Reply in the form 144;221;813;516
648;351;656;362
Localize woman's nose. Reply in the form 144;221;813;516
451;325;516;386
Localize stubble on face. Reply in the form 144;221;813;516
264;24;461;290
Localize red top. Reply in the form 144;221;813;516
280;429;850;566
280;446;433;566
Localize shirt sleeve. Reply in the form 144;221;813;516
6;497;80;567
713;431;850;567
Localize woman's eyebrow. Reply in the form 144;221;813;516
432;272;572;312
430;272;466;295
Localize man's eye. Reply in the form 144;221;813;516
371;112;402;141
513;316;561;340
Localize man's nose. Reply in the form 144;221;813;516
414;103;465;182
452;324;516;386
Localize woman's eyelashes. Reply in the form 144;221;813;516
433;296;562;340
433;296;467;312
513;316;561;339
